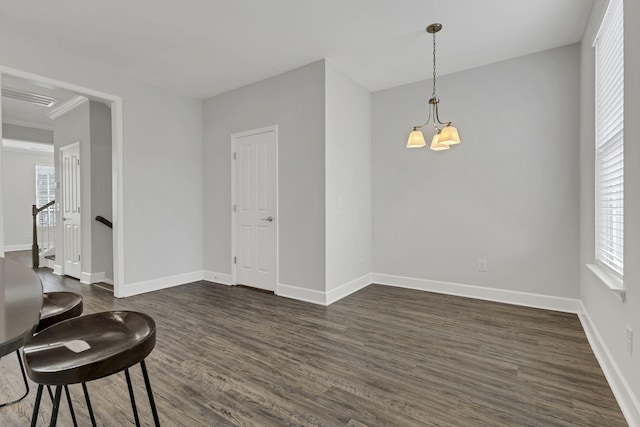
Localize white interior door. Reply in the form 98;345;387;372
60;142;81;279
234;128;277;291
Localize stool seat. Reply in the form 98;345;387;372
36;292;84;333
24;311;156;386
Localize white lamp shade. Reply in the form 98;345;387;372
407;129;426;148
439;125;460;146
430;133;450;151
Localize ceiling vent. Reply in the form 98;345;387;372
1;87;57;107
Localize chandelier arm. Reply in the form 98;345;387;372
433;102;452;127
413;102;433;130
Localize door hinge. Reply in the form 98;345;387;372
233;152;236;160
77;159;80;166
78;255;81;261
233;204;236;213
234;256;237;264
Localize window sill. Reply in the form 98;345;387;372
586;264;625;302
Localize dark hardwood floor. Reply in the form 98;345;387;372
1;251;627;426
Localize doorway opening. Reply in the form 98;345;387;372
0;66;124;296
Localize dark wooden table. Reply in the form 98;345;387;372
0;258;43;357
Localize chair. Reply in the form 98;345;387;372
23;311;160;427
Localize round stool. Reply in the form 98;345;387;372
23;311;160;427
37;292;84;333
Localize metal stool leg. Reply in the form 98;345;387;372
49;385;63;427
82;383;97;427
141;360;161;427
29;385;44;427
125;368;141;427
64;385;78;427
47;385;54;401
0;350;30;408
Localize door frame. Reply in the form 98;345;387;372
230;125;279;292
0;65;124;296
59;141;82;277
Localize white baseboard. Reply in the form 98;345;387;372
327;273;372;305
371;273;582;314
202;270;233;286
277;273;372;306
4;244;31;252
579;304;640;427
117;270;205;298
103;277;114;285
277;283;327;305
53;264;62;275
80;271;106;284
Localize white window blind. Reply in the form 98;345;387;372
595;0;624;277
35;165;56;226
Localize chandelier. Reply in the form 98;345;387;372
407;23;461;151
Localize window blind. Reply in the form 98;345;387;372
595;0;624;277
35;165;56;226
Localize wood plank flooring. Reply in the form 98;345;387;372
0;252;627;426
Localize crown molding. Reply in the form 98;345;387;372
48;95;88;120
2;118;53;131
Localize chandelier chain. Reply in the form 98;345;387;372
432;30;437;99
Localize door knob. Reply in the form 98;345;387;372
261;216;273;222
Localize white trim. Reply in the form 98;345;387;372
276;283;327;305
2;139;54;153
4;244;32;252
371;273;582;313
579;304;640;427
203;270;233;286
0;65;124;299
230;125;279;291
1;118;54;131
53;264;63;275
80;271;106;284
48;95;89;120
326;273;372;305
586;263;626;301
118;270;205;298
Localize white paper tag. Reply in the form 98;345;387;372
64;340;91;353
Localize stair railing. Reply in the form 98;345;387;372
95;215;113;229
32;200;55;268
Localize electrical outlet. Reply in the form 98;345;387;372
626;326;633;356
478;259;487;272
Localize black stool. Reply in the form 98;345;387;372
0;291;82;409
37;292;83;333
23;311;160;427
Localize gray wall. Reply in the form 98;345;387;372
203;60;326;291
53;100;113;280
580;0;640;421
53;101;92;273
2;123;53;144
0;35;203;288
89;101;113;280
325;60;372;290
1;148;54;248
372;44;581;298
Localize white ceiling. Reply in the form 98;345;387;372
0;0;593;99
